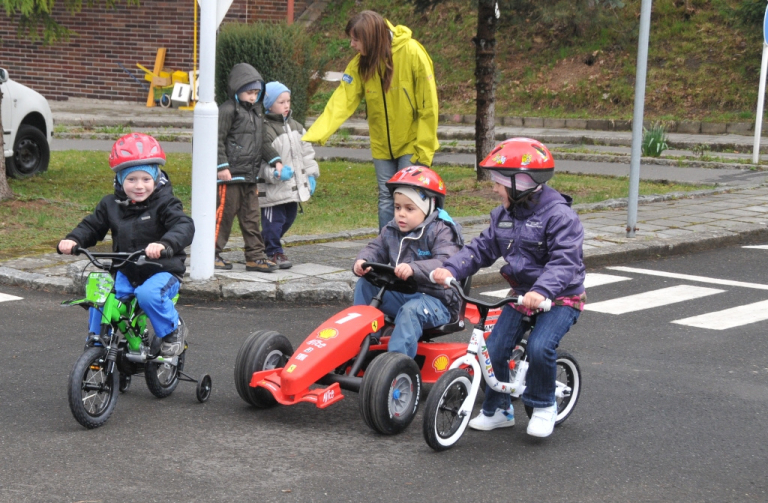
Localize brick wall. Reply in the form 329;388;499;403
0;0;308;102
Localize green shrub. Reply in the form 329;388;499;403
733;0;766;27
641;123;669;158
216;22;327;124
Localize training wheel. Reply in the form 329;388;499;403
196;374;212;403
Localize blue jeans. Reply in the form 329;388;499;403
481;304;580;414
354;277;451;358
88;271;180;338
261;202;298;256
373;155;419;230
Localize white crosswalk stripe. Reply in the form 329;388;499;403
480;272;632;298
0;292;23;303
742;245;768;250
584;285;725;315
672;300;768;330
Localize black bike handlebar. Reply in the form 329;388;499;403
430;273;552;312
72;246;171;270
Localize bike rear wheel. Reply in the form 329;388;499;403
423;368;472;451
524;350;581;426
145;351;185;398
68;347;118;429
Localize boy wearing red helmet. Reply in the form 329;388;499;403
432;138;586;438
58;133;195;357
353;166;464;358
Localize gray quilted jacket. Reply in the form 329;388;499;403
259;111;320;207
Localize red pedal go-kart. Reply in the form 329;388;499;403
234;262;476;435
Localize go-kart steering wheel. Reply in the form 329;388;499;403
360;262;419;295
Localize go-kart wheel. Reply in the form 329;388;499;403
423;368;472;451
119;373;131;393
145;351;185;399
234;330;293;408
359;352;421;435
360;262;418;295
67;347;119;429
196;373;212;403
523;350;581;426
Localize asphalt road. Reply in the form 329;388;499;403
52;139;768;186
1;245;767;502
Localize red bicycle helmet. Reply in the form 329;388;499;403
109;133;166;173
479;137;554;184
385;166;447;209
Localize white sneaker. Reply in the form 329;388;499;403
527;404;557;437
468;407;515;431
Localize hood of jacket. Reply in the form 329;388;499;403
227;63;265;103
387;20;412;52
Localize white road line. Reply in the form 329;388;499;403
0;293;23;303
742;245;768;250
481;288;510;298
480;273;633;298
584;273;632;289
607;266;768;291
584;285;725;314
671;300;768;330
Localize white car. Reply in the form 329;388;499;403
1;67;53;178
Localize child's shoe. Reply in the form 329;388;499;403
271;252;292;269
214;256;233;270
245;259;278;272
468;407;515;431
160;318;188;357
526;404;557;438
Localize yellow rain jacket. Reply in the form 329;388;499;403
303;21;439;166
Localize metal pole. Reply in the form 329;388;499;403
753;43;768;165
626;0;653;238
189;0;218;280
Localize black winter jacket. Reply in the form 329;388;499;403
217;63;281;183
65;173;195;286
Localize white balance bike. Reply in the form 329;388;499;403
422;277;581;451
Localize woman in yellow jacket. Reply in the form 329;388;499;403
302;10;439;230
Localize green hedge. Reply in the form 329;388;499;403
216;22;323;124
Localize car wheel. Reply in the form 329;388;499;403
6;124;50;178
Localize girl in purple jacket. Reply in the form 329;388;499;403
432;138;585;438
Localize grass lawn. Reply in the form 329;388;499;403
0;151;712;259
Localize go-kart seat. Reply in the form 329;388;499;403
419;275;472;341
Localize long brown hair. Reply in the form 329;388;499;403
345;10;394;93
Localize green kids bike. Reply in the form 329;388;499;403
64;247;212;429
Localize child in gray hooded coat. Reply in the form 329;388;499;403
259;81;320;269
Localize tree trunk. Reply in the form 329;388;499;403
473;0;498;182
0;88;12;200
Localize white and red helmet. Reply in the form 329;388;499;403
480;138;554;202
385;166;447;209
108;133;166;173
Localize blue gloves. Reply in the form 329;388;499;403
308;176;316;195
273;166;294;181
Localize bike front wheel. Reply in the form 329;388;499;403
68;347;119;429
423;368;473;451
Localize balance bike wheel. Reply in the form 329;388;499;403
68;347;119;429
524;350;581;426
359;352;421;435
423;368;473;451
234;330;293;408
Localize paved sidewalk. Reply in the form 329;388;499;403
3;184;768;302
5;99;768;303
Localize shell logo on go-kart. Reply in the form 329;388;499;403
432;354;449;372
317;328;339;340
